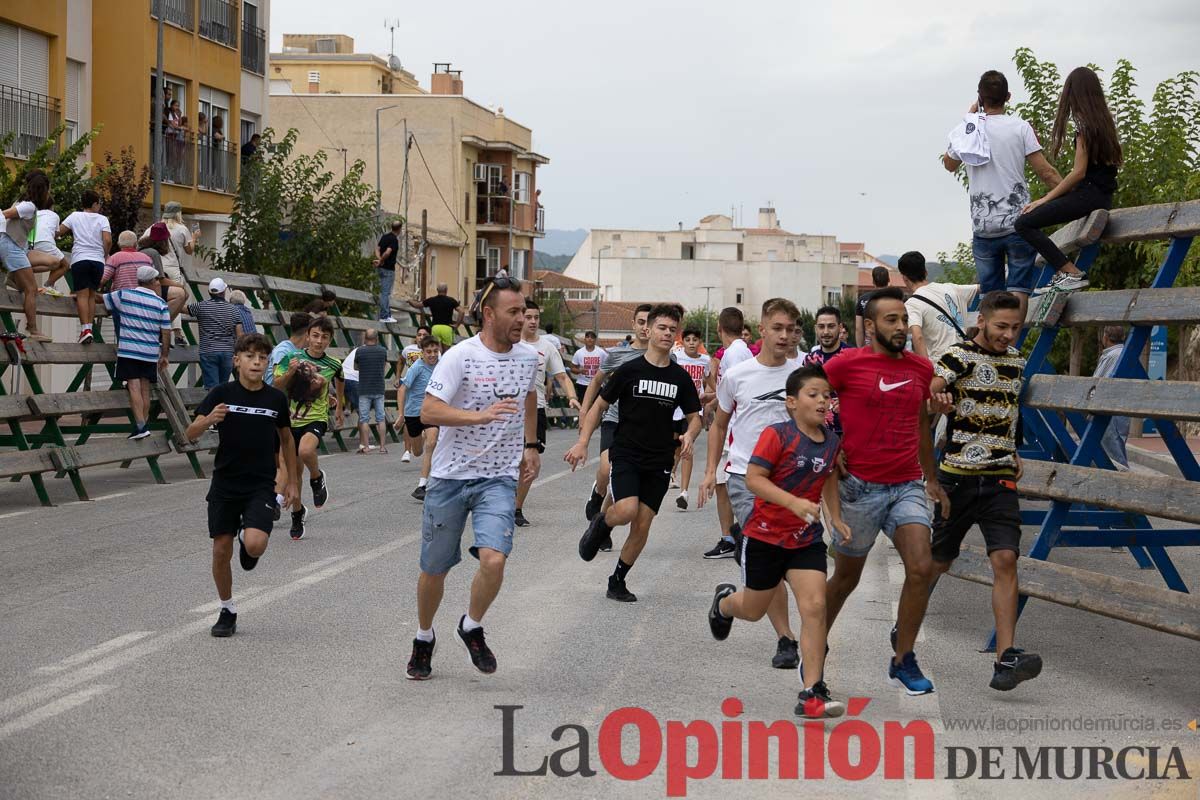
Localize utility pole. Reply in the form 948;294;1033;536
374;104;399;217
152;2;164;220
420;208;428;299
403;122;410;264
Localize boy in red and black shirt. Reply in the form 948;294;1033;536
706;365;853;719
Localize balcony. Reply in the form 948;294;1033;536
535;206;545;235
199;0;238;48
241;22;266;74
151;0;194;31
150;122;195;186
198;137;238;194
0;86;60;159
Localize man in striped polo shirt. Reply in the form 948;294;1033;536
188;277;242;388
102;266;171;439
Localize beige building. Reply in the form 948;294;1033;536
270;51;548;306
563;209;859;319
270;34;422;95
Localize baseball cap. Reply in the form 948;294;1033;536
164;201;183;215
137;265;160;284
209;277;228;294
148;222;169;242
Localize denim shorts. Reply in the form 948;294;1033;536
358;394;386;423
972;233;1037;295
0;233;31;272
833;473;932;558
725;472;754;528
420;476;517;574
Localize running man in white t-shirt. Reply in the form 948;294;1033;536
569;330;606;408
897;250;979;364
700;298;805;670
672;328;712;511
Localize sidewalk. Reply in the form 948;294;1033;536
1126;434;1200;477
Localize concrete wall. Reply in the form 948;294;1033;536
270;59;423;96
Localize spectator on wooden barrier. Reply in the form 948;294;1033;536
1093;325;1131;471
1;169;53;341
303;290;337;317
57;189;112;345
102;231;154;291
266;311;312;386
28;204;70;296
188;277;242;389
158;202;196;343
138;222;188;344
228;290;257;336
374;220;401;322
103;265;171;440
407;283;461;351
355;328;391;454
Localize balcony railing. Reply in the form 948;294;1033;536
241;22;266;74
535;206;545;234
198;137;238;194
199;0;238;48
0;86;60;158
151;0;194;31
150;122;195;186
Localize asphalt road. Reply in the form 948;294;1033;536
0;428;1197;799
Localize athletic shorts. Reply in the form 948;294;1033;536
673;418;687;437
536;408;547;446
70;259;104;291
608;451;671;514
404;415;434;438
115;357;158;383
292;421;328;453
741;536;827;591
430;324;454;347
599;420;618;453
724;472;754;528
833;474;932;558
716;449;731;486
930;471;1022;563
207;488;277;538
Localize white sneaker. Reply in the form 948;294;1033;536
401;450;412;463
380;316;398;323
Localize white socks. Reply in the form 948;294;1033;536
461;614;482;632
416;627;435;642
679;489;689;500
275;493;285;506
418;477;427;488
220;598;237;614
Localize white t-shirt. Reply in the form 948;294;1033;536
426;335;539;480
62;211;111;264
717;338;752;384
960;114;1041;237
572;345;607;386
543;333;563;353
342;347;360;382
673;352;711;421
905;282;980;364
529;335;566;409
34;209;60;245
716;356;801;475
160;221;191;272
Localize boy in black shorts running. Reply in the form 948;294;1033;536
706;365;852;718
566;304;701;602
187;334;297;637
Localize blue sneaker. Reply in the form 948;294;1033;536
888;651;935;696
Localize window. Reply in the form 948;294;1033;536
735;288;744;304
315;38;337;53
640;247;650;258
65;60;83;146
0;23;54;158
464;192;470;222
477;164;503;195
510;249;528;280
487;247;501;274
239;111;259;145
624;247;638;258
513;171;530;203
611;233;621;241
826;288;843;305
767;250;778;261
476;238;488;258
198;85;232;141
681;243;695;260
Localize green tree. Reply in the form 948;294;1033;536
0;125;104;221
536;291;576;344
682;307;720;352
95;148;151;236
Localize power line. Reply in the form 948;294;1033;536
409;132;468;242
289;92;341;152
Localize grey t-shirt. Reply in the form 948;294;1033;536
354;344;389;396
598;347;646;424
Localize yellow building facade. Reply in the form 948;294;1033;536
270;34;422;96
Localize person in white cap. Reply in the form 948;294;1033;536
102;265;171;439
188;277;243;389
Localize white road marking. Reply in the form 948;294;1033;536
0;510;32;520
0;685;112;739
90;492;132;502
289;555;346;575
34;632;154;675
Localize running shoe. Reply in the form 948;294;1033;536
703;539;737;559
455;616;497;674
128;425;151;440
1033;271;1089;295
708;583;736;640
578;514;610;562
584;486;603;521
237;530;260;571
401;450;412;463
598;533;613;552
311;471;329;508
606;575;637;603
173;334;188;347
40;286;64;298
78;329;93;345
290;505;307;540
514;509;530;527
210;608;237;638
379;316;398;323
676;494;688;511
989;647;1043;691
406;636;436;680
772;636;799;669
412;485;426;501
888;651;935;695
795;681;845;719
669;472;680;489
273;500;282;522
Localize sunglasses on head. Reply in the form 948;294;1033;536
474;275;523;312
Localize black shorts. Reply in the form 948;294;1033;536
536;408;547;446
70;259;104;292
673;418;687;445
608;452;671;514
207;488;277;538
930;471;1022;563
404;415;431;438
741;536;827;591
599;421;618;453
115;357;158;383
574;382;589;404
292;421;328;453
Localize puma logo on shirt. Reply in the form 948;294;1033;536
634;379;679;403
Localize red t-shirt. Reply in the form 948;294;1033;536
744;420;841;548
822;348;932;484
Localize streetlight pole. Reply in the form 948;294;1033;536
151;3;164;220
594;245;610;337
320;146;348;178
699;284;717;348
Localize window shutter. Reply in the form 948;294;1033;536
0;23;20;88
18;27;50;95
66;60;82;122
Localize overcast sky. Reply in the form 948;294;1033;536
273;0;1198;258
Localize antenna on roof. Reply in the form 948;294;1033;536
384;17;401;66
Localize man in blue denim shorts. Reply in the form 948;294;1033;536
405;275;540;681
821;288;950;696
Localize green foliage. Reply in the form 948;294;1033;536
935;241;978;285
796;293;858;348
682;307;720;352
533;252;572;271
0;125;105;221
95;148;151;236
207;128;382;296
536;291;576;342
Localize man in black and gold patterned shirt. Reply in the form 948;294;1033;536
927;291;1043;693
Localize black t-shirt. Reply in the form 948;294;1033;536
195;380;291;499
423;294;460;326
856;289;877;320
601;355;702;469
377;233;399;270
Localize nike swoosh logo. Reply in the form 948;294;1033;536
878;378;912;392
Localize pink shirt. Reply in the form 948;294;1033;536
103;250;153;290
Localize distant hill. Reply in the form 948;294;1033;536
540;228;588;256
534;252;573;272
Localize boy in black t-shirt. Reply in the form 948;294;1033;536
566;304;702;602
187;334;297;638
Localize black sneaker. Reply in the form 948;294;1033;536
238;530;259;571
290;505;307;540
210;608;237;638
708;584;736;640
272;499;282;522
584;487;603;521
455;616;497;674
676;494;688;511
579;514;610;562
795;680;845;719
310;471;329;508
514;509;530;527
412;484;426;501
599;533;613;552
606;575;637;603
990;647;1043;691
406;636;436;680
703;539;737;560
772;636;799;669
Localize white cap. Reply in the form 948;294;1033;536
136;266;160;284
209;277;228;294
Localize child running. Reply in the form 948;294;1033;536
396;335;441;500
186;334;297;637
672;328;711;511
707;365;851;718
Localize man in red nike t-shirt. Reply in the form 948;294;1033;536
821;287;950;697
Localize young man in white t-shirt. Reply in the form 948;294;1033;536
672;328;711;511
56;190;112;344
943;70;1062;321
406;275;540;681
897;250;979;364
569;330;606;407
700;298;805;669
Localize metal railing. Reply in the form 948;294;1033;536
536;206;546;234
0;86;60;159
199;0;238;48
241;22;266;74
151;0;194;30
150;122;195;186
197;137;238;193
